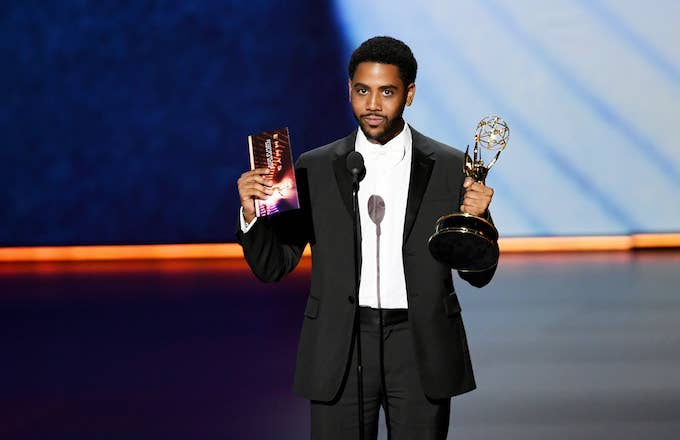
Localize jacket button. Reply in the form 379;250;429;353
347;296;355;304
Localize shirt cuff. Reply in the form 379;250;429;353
239;207;257;233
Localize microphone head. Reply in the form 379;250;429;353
346;151;366;182
368;194;385;225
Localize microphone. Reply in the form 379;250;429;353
368;194;385;309
367;195;385;232
346;151;366;183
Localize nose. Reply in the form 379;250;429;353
367;93;381;111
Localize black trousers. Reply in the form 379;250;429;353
310;309;451;440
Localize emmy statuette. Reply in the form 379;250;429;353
428;115;509;272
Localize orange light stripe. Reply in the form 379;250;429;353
0;243;247;262
631;233;680;248
499;235;632;252
0;234;679;262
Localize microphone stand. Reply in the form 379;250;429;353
368;194;389;438
351;177;365;440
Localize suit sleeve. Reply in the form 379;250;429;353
235;161;312;282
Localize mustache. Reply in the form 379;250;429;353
361;113;386;119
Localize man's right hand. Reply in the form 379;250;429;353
237;168;273;224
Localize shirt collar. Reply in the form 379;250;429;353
355;123;411;167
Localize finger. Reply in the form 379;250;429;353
462;202;489;215
240;188;271;201
459;203;485;216
465;186;493;198
241;182;274;195
241;168;274;181
240;180;273;193
252;175;274;186
463;177;475;188
239;174;273;187
461;195;491;210
463;187;491;199
463;192;491;203
466;181;491;191
463;195;491;210
240;169;262;179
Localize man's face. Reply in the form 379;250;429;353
349;62;415;145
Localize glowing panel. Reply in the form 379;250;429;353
333;0;680;236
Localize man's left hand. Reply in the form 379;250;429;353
460;177;494;217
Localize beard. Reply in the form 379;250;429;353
354;105;406;145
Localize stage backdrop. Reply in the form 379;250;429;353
2;0;679;246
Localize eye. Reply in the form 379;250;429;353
356;87;368;95
382;89;394;96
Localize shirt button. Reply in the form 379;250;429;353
347;296;355;304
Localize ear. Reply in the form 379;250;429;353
405;83;416;106
347;80;352;102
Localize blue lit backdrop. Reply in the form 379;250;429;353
335;0;680;236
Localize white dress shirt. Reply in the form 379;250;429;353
356;124;412;309
239;207;257;233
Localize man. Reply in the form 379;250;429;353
237;36;496;439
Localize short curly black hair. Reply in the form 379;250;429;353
348;36;417;87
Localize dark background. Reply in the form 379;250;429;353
1;0;355;246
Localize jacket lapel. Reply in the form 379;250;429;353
332;130;358;219
331;127;434;243
403;130;435;245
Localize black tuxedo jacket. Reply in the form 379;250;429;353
237;127;497;402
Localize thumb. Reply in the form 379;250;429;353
463;177;474;188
